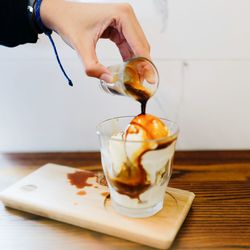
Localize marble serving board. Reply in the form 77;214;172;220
0;163;195;249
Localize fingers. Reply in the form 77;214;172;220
74;35;112;82
116;4;151;59
116;40;134;61
100;4;150;61
102;26;134;61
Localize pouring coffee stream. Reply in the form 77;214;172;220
97;58;179;217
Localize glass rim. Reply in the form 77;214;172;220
96;115;179;143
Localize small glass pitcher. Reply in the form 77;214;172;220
100;57;159;101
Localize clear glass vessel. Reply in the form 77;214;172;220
100;57;159;101
96;116;178;218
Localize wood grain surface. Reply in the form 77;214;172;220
0;151;250;250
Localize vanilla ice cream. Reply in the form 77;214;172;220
107;114;177;210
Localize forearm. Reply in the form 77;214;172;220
0;0;38;47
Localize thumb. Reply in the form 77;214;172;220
75;37;112;82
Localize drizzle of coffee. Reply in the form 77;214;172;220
124;82;150;115
123;62;152;115
67;170;95;189
141;100;147;115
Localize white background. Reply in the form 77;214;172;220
0;0;250;152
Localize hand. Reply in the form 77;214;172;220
40;1;150;82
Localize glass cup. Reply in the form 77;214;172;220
100;57;159;101
96;116;178;218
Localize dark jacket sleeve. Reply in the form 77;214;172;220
0;0;38;47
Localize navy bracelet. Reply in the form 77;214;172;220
34;0;73;86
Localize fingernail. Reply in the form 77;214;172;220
100;73;113;83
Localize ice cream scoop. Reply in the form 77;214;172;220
126;114;169;140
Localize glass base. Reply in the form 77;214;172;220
111;200;163;218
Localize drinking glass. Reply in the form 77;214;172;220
96;116;178;218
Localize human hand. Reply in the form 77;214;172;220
40;1;150;82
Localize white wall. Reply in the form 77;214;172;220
0;0;250;152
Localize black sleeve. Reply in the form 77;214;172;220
0;0;38;47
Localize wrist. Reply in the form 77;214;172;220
32;0;53;35
40;0;62;32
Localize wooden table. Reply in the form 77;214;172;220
0;151;249;250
